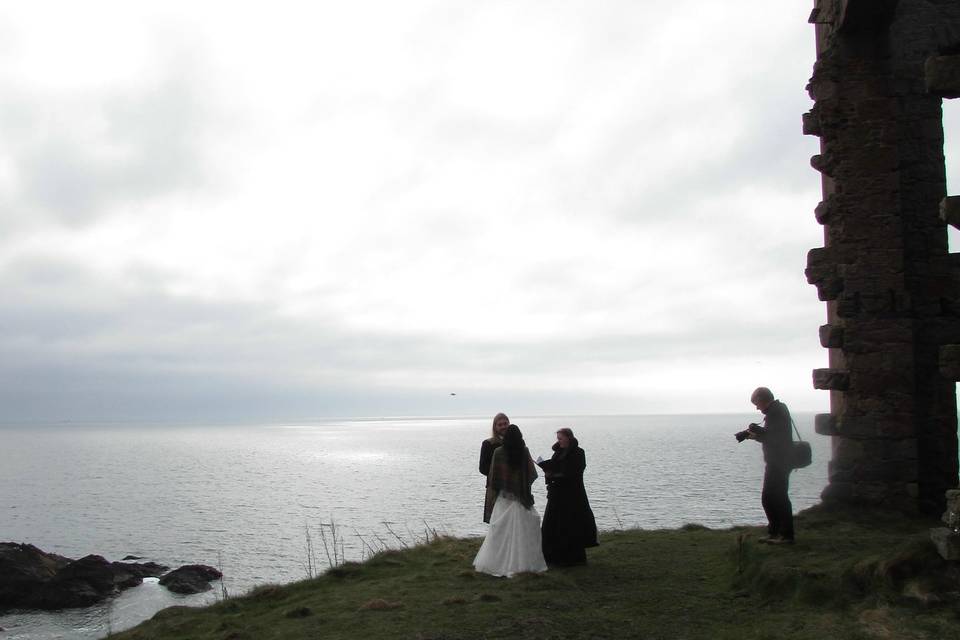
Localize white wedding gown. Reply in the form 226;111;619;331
473;492;548;577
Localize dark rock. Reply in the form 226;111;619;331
39;555;119;609
115;561;167;580
159;565;223;595
121;555;143;561
0;543;168;611
37;555;164;609
0;543;72;610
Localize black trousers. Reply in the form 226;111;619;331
761;464;794;540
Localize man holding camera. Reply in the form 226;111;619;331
737;387;794;544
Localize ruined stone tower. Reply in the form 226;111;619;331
804;0;960;514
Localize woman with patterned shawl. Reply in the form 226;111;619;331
473;424;548;577
479;412;509;523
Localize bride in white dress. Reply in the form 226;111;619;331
473;424;548;577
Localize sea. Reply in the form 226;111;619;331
0;413;830;639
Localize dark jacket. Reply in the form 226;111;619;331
754;400;793;468
479;438;500;476
479;437;502;523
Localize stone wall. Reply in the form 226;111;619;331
804;0;960;513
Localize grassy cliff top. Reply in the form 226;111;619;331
112;506;960;640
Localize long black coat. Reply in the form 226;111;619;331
479;438;501;523
538;442;598;564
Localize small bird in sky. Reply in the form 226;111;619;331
450;392;457;396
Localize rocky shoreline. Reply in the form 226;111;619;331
0;542;223;612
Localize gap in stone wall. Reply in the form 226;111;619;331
944;99;960;252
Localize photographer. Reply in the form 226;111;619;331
736;387;795;545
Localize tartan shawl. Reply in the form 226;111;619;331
488;445;537;509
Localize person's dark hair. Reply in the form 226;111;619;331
502;424;526;468
751;387;774;404
490;412;509;438
557;427;575;440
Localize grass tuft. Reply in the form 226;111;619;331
247;584;284;600
474;593;501;602
359;598;403;611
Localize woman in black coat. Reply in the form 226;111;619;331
479;412;510;523
537;428;598;565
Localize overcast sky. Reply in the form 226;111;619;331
1;2;958;423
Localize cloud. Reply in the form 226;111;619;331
0;1;835;422
0;245;825;422
0;35;217;236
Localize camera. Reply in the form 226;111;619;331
734;423;762;443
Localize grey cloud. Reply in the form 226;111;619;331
0;54;215;234
0;251;820;422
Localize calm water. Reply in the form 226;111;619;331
0;413;830;638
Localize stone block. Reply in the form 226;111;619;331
828;461;853;482
825;479;918;511
806;247;843;301
814;413;839;436
925;55;960;99
856;98;897;121
850;146;898;173
810;153;835;176
855;462;917;483
836;414;914;439
821;481;853;503
842;321;912;353
843;394;914;421
836;292;860;317
939;345;960;381
858;292;894;314
802;110;821;136
808;1;840;25
814;196;836;224
812;98;847;131
930;528;960;560
819;324;844;348
852;482;897;504
850;367;914;397
833;435;918;461
813;368;849;390
940;197;960;231
807;77;838;101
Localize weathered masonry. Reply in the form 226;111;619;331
804;0;960;513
